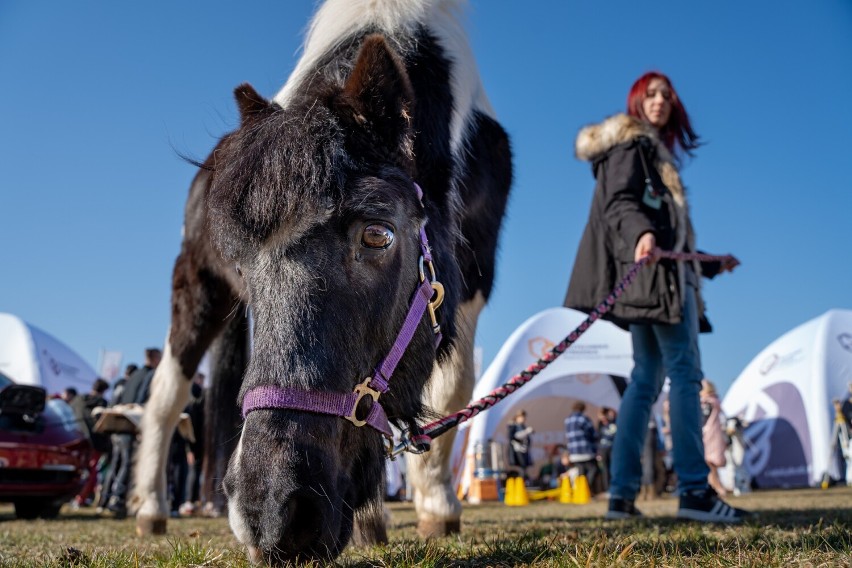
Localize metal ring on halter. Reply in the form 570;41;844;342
389;430;432;457
418;256;445;334
343;377;381;428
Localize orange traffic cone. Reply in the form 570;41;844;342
558;476;573;504
572;474;591;504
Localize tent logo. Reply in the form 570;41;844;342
528;337;555;359
41;349;79;377
758;349;803;375
759;354;779;375
577;373;600;385
838;333;852;353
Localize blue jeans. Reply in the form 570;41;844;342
610;286;709;500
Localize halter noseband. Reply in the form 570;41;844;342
241;182;444;439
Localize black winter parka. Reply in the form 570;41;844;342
564;114;719;331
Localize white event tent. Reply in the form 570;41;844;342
453;307;634;497
721;309;852;488
0;313;98;396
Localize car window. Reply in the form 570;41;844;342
0;371;13;390
47;398;82;432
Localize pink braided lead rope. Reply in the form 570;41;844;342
390;248;736;457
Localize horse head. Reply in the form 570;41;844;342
210;35;459;563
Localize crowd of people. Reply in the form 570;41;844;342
509;380;735;504
58;347;207;520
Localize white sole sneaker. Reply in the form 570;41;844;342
605;510;642;520
677;499;746;523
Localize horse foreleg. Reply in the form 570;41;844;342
133;245;237;535
132;338;192;534
407;294;484;537
350;502;389;546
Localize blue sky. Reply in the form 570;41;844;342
1;1;850;397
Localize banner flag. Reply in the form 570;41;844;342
99;350;123;381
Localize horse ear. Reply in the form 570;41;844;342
340;34;414;149
234;83;269;123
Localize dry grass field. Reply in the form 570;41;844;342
1;486;850;567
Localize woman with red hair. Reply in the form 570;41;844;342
564;72;749;523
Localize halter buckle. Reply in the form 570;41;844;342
344;377;381;428
419;256;445;334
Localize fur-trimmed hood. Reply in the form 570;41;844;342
575;113;685;208
575;113;699;290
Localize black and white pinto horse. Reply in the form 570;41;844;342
131;0;511;563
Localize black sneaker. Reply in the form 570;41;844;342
605;497;643;520
677;487;751;523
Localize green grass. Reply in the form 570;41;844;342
1;487;850;567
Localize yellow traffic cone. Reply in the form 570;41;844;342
572;474;591;504
517;478;529;506
504;477;517;506
558;476;573;504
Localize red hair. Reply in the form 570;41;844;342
626;71;700;159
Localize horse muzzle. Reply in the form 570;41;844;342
224;412;353;564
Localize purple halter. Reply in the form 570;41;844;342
241;182;444;439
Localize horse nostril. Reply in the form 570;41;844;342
287;492;324;548
262;489;334;564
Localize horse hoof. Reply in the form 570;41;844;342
202;502;226;518
136;516;167;536
417;518;460;538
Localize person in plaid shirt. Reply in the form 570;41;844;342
565;401;598;490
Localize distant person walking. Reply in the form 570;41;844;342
507;410;534;480
597;407;617;491
60;387;78;404
178;372;206;516
111;363;138;404
700;379;728;496
98;348;161;518
121;348;162;405
564;401;598;490
70;378;111;508
564;71;749;523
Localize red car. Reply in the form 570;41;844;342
0;371;91;519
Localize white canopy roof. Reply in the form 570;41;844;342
0;313;98;395
722;309;852;487
452;307;633;494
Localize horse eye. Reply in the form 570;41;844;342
361;223;394;249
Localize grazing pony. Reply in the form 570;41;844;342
131;0;512;563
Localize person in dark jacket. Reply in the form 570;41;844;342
596;407;617;491
111;363;137;404
70;378;110;507
119;348;162;405
178;372;206;516
99;348;161;517
507;410;534;481
565;71;748;523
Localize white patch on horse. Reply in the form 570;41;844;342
274;0;491;153
406;292;485;526
132;337;192;519
227;436;253;545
